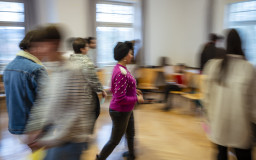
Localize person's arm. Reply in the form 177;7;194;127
26;67;48;132
82;61;103;92
113;72;137;105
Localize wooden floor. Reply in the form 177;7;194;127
0;98;255;160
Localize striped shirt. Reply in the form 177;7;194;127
25;62;97;146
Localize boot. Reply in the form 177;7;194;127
122;151;136;160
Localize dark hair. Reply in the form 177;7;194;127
29;25;62;43
159;57;170;66
44;25;62;40
72;38;87;53
19;30;37;50
29;28;47;43
114;41;133;61
217;29;246;85
87;37;96;44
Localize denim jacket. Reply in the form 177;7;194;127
3;51;47;134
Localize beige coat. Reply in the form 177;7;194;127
203;55;256;149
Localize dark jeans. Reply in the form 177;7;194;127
98;109;135;160
164;84;181;109
44;142;88;160
93;91;100;119
217;145;252;160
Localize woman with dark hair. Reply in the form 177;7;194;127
96;41;144;160
203;29;256;160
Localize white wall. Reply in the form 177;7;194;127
144;0;208;67
35;0;92;38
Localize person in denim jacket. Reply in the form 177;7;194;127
3;30;48;136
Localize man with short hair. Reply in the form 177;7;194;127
70;37;106;119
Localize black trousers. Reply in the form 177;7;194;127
98;109;135;160
164;84;181;109
217;145;252;160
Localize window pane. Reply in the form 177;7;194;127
0;27;25;71
97;4;133;14
0;1;24;22
96;4;134;23
0;12;24;22
97;13;133;23
96;27;134;65
0;2;24;12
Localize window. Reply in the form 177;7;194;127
96;2;136;66
227;1;256;65
0;1;25;72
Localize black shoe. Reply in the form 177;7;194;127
122;151;135;160
122;151;130;157
96;155;101;160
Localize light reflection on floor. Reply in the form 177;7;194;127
0;131;31;160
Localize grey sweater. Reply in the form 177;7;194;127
25;62;98;146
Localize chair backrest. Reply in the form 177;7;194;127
137;68;162;87
96;69;105;85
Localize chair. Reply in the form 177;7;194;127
137;67;163;103
181;74;205;113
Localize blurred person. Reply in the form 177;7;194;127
3;29;48;139
88;37;97;49
96;42;144;160
203;29;255;160
70;37;106;119
87;37;97;64
163;63;187;111
199;33;226;70
25;25;97;160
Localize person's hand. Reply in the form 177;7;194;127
102;90;107;98
137;94;144;103
26;130;43;151
28;141;45;152
27;130;42;143
136;89;143;95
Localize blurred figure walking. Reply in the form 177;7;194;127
203;29;256;160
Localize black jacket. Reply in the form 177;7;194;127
200;42;225;70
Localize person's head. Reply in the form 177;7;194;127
226;29;244;56
176;63;186;73
114;41;134;64
28;24;63;61
208;33;223;44
87;37;96;49
72;38;89;54
217;29;245;85
159;57;170;66
19;30;37;51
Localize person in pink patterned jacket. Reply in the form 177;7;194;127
96;42;144;160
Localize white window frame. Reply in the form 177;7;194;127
96;0;136;66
